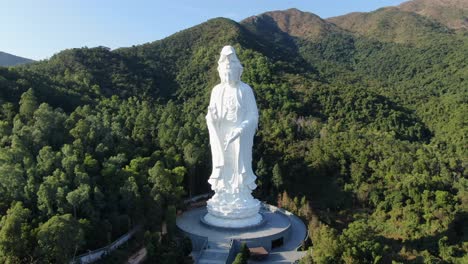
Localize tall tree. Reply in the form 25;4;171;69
37;214;84;263
66;184;91;218
0;203;33;264
272;163;283;191
18;89;38;121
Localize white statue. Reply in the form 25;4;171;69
204;46;262;228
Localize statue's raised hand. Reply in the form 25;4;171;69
224;127;242;150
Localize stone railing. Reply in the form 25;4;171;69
70;225;141;264
225;239;241;264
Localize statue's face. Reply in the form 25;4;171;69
218;54;243;85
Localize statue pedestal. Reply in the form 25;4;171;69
203;212;263;229
203;193;262;228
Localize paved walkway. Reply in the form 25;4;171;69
127;247;147;264
281;213;307;251
249;251;307;264
249;212;307;263
198;241;231;264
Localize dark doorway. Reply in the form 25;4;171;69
271;237;283;249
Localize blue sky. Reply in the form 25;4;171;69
1;0;408;60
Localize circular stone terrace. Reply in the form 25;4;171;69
177;203;307;263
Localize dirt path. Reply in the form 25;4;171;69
127;247;147;264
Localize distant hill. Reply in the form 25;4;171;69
327;7;452;44
398;0;468;30
242;8;342;40
327;0;467;44
0;51;34;66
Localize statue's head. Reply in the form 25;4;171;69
217;46;243;85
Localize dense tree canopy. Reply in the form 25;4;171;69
0;5;466;264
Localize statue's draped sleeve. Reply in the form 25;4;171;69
235;83;258;190
206;85;224;183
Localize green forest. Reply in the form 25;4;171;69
0;4;466;264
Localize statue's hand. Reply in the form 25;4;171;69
207;106;218;121
224;127;242;150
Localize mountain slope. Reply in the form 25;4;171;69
0;51;34;66
21;18;247;104
241;9;354;72
327;7;452;44
242;8;342;40
398;0;468;30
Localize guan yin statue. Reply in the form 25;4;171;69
204;46;262;228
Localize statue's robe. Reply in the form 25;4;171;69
206;82;258;193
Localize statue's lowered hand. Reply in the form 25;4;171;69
224;128;242;150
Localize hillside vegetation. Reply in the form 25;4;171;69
398;0;468;30
0;0;466;263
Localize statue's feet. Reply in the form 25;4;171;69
203;211;263;229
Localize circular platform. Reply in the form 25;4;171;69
176;204;306;251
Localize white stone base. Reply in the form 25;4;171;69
204;192;262;228
203;212;263;228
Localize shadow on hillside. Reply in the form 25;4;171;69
378;211;467;262
284;155;354;212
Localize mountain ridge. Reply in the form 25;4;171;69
398;0;468;30
242;8;342;40
327;6;454;44
0;51;34;66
